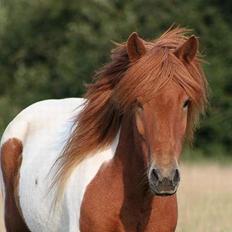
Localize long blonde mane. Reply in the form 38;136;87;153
53;27;208;197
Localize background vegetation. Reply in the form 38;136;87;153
0;0;231;159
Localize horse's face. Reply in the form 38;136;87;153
124;31;201;195
135;81;189;195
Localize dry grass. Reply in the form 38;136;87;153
176;163;232;232
0;163;231;231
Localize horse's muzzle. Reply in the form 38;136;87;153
148;166;180;196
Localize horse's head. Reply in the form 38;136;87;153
118;31;207;196
55;28;207;199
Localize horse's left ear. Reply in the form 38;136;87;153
174;36;198;63
127;32;146;62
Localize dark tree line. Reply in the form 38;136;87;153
0;0;231;157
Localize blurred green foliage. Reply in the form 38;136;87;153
0;0;231;157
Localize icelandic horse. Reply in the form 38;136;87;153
0;27;207;232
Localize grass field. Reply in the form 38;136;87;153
176;163;232;232
0;163;231;232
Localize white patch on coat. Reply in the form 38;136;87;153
0;98;119;232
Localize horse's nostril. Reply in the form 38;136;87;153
173;169;180;184
151;168;160;184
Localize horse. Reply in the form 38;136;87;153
0;27;207;232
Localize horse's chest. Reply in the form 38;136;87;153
80;191;148;232
79;163;153;232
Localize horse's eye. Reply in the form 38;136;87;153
136;102;144;112
183;99;190;108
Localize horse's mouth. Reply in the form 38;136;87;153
153;189;177;196
149;183;178;196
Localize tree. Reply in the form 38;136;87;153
0;0;231;155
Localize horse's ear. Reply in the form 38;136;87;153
127;32;146;62
174;36;198;63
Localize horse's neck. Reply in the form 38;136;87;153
114;115;149;197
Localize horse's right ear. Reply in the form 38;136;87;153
174;36;198;63
127;32;146;62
